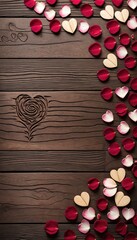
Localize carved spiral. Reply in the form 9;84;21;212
15;94;48;127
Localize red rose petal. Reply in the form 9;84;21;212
102;232;115;240
93;219;108;233
97;69;110;82
89;42;102;57
133;127;137;139
130;78;137;91
115;103;128;117
103;127;116;141
107;20;120;35
119;33;131;46
128;93;137;107
117;69;130;83
115;222;128;236
132;214;137;227
85;233;96;240
89;25;102;38
108;142;121;156
94;0;105;7
46;0;57;5
97;213;101;220
132;164;137;178
121;177;134;191
44;220;59;235
124;232;137;240
122;138;135;151
65;206;78;221
125;56;137;69
131;40;137;53
88;178;100;190
30;19;43;33
104;36;116;50
112;0;123;7
101;87;113;101
70;0;82;5
24;0;36;8
81;4;94;18
64;230;76;240
97;198;108;211
50;19;61;33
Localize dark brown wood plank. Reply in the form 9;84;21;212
0;59;136;91
0;224;136;240
0;173;136;223
0;0;134;17
0;150;105;172
0;18;136;58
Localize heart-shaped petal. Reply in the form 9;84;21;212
102;110;114;123
115;86;129;99
82;207;96;221
122;155;134;167
103;178;117;188
127;16;137;30
127;0;137;10
62;18;77;34
103;187;117;197
115;191;131;207
107;206;120;220
44;9;56;21
34;2;45;14
59;5;71;18
78;219;90;234
115;9;129;23
116;45;128;59
122;208;135;221
128;109;137;122
78;21;89;33
117;121;130;134
110;168;126;182
100;5;114;20
103;53;117;68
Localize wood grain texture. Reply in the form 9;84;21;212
0;0;134;17
0;224;136;240
0;18;136;58
0;150;105;172
0;173;136;223
0;59;136;91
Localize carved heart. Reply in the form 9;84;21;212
103;53;117;68
74;192;90;207
100;5;114;20
110;168;126;182
115;191;131;207
62;18;77;34
115;9;129;23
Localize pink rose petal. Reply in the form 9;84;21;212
102;110;114;123
122;155;134;167
122;208;135;221
34;2;45;14
127;16;137;30
78;21;89;34
103;178;117;188
117;121;130;134
115;86;129;99
44;9;56;21
116;45;128;59
128;109;137;122
78;219;90;234
82;207;96;221
127;0;137;10
59;5;71;18
107;206;120;220
103;187;117;197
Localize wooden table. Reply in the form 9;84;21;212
0;0;137;239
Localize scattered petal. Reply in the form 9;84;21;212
117;69;130;83
122;208;135;221
131;40;137;53
102;232;115;240
64;230;76;240
115;103;128;117
59;5;71;18
121;177;134;191
115;86;129;99
103;187;117;197
130;78;137;91
128;93;137;107
124;232;137;240
70;0;82;6
122;138;136;151
65;206;78;221
122;155;134;167
132;164;137;178
127;0;137;9
107;206;120;220
102;110;114;123
44;220;59;235
93;219;108;233
94;0;105;7
103;127;116;141
97;198;108;211
78;219;90;234
30;19;43;33
50;19;61;33
107;20;120;35
115;222;128;236
85;233;96;240
117;121;130;134
104;36;116;50
46;0;57;5
34;2;45;14
103;178;117;188
108;142;121;156
125;56;137;69
127;16;137;30
119;33;131;46
97;69;110;82
112;0;123;7
24;0;36;8
81;4;94;18
88;178;100;190
128;109;137;122
132;214;137;227
116;45;128;59
88;42;102;57
78;21;89;34
82;207;96;221
89;25;102;38
101;87;113;101
133;126;137;139
44;9;56;21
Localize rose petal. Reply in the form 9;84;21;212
107;206;120;220
122;138;135;151
97;69;110;82
34;2;45;14
65;206;78;221
128;93;137;107
102;232;115;240
130;78;137;91
89;25;102;38
94;0;105;7
82;207;96;221
103;187;117;197
133;126;137;139
104;36;116;50
88;178;100;190
132;214;137;227
102;110;114;123
115;86;129;99
81;4;94;18
127;0;137;9
122;155;134;167
117;121;130;134
85;233;96;240
103;178;117;188
108;142;121;156
103;127;116;141
125;56;137;69
124;232;137;240
112;0;123;7
64;230;76;240
117;69;130;83
70;0;82;6
131;40;137;53
97;198;108;211
128;109;137;122
93;219;108;233
30;19;43;33
78;219;90;234
132;164;137;178
115;222;128;236
24;0;36;8
101;87;113;101
107;20;120;35
59;5;71;18
44;220;59;235
50;19;61;33
122;208;135;221
119;33;131;46
44;9;56;21
115;103;128;117
88;42;102;57
121;177;134;191
46;0;57;5
127;16;137;30
78;21;89;34
116;45;128;59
